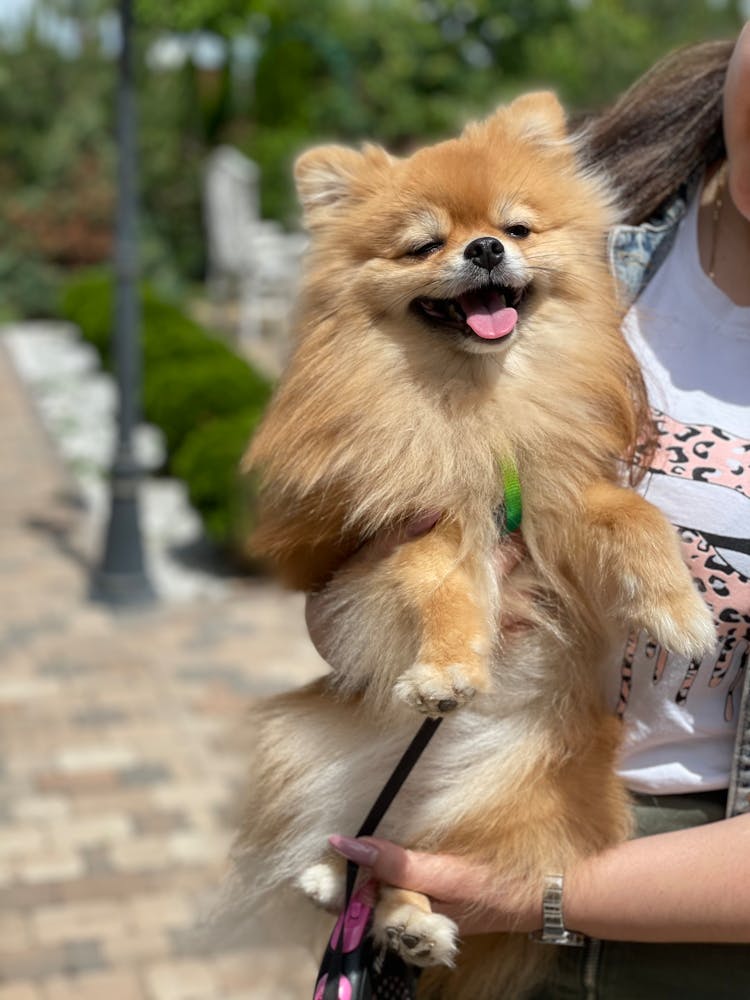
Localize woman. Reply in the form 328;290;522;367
317;25;750;998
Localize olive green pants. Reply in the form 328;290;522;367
527;790;750;999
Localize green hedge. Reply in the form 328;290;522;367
173;409;263;549
60;269;231;367
142;355;269;455
60;269;272;549
0;246;61;320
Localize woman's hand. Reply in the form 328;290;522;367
330;812;750;944
328;835;543;935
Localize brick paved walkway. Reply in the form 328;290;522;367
0;341;324;999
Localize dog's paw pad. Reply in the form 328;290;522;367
393;662;481;717
374;908;458;968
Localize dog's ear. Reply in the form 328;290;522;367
505;91;568;144
295;146;363;218
295;144;393;228
470;91;568;147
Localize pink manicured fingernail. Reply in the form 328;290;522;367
328;835;379;866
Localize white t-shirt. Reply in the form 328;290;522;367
603;190;750;794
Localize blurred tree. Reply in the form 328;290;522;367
136;0;744;222
526;0;744;108
0;0;744;316
185;0;580;220
0;15;116;316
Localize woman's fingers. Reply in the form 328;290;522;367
328;834;542;935
329;835;481;901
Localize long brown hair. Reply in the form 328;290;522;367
576;38;735;475
579;39;733;225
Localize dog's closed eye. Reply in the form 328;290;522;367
406;241;445;258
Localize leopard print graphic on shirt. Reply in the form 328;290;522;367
617;409;750;721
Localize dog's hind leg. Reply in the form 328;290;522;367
372;886;458;968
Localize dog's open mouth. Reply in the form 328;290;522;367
413;283;530;342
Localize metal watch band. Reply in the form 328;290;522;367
531;873;586;946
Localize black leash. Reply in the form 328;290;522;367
321;716;443;1000
355;716;443;840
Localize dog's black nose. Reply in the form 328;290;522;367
464;236;504;271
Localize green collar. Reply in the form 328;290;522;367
498;456;522;535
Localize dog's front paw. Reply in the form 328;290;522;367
372;901;458;968
632;583;715;661
393;662;482;716
296;861;345;912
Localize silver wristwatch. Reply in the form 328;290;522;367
530;874;586;946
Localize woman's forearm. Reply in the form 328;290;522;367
563;812;750;942
331;812;750;943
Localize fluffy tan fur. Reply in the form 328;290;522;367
232;92;715;997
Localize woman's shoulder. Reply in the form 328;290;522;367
609;174;700;306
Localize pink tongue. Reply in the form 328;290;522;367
459;289;517;340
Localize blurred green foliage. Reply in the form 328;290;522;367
3;0;744;553
0;0;744;317
142;355;269;454
173;410;263;547
134;0;744;224
60;268;230;366
61;269;271;547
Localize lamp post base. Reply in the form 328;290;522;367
90;458;157;609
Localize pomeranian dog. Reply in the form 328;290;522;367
230;92;715;999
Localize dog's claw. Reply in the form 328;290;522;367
375;909;458;968
436;698;458;713
394;663;482;716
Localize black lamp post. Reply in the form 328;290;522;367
90;0;156;607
